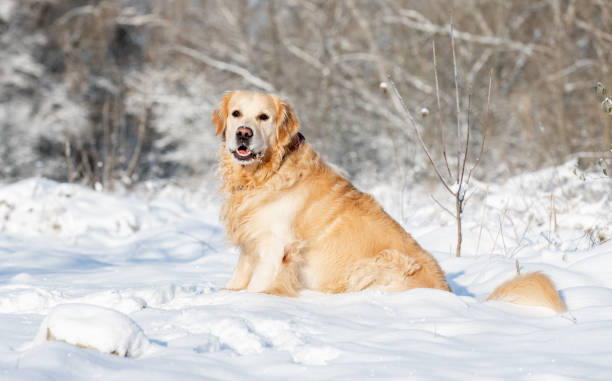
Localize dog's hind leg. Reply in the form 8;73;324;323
346;249;450;292
346;249;423;292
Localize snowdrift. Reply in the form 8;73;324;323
32;304;152;358
0;161;611;380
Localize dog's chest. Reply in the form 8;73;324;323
254;193;302;236
232;190;305;244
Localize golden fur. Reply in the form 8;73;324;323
213;91;566;312
487;272;567;312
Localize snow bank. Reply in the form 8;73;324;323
32;304;152;358
0;178;146;238
0;177;220;242
0;163;610;379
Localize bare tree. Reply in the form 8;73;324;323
389;20;492;257
2;0;611;187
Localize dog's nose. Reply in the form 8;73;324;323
236;126;253;139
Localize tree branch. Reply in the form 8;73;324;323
467;71;492;184
169;46;275;92
388;78;454;194
433;41;453;180
384;10;552;55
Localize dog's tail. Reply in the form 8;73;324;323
486;272;567;312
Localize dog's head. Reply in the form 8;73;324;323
212;91;299;165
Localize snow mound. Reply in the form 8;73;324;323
0;166;610;379
0;178;196;239
33;304;152;358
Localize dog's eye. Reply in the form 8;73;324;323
231;110;241;118
258;113;269;121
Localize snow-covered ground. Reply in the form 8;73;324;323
0;160;611;380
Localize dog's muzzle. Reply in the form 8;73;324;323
232;126;259;162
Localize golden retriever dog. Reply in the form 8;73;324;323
212;90;566;312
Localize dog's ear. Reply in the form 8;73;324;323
212;92;233;136
276;100;299;145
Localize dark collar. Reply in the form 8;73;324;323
289;132;305;152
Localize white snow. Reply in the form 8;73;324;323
0;160;611;380
30;304;152;358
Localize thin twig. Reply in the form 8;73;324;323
430;194;455;218
515;259;521;275
510;215;533;258
450;16;465;258
64;139;75;183
475;186;489;257
384;12;552;54
102;100;111;188
551;193;558;233
79;143;95;187
451;17;462;183
459;91;472;189
169;45;275;92
126;111;148;179
108;96;121;191
388;78;454;194
432;40;452;180
467;70;492;184
489;215;502;259
499;215;509;257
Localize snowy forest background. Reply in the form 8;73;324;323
3;2;612;378
1;0;611;191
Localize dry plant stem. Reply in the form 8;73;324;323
455;187;464;258
390;16;491;258
390;72;463;256
515;259;521;275
467;71;492;184
385;10;551;54
459;93;472;188
126;113;147;179
430;194;455;218
79;144;95;187
451;18;461;183
455;93;471;257
388;79;453;195
389;126;409;224
108;98;121;190
170;45;275;92
102;100;112;190
510;216;533;258
432;41;452;180
450;18;467;258
475;186;489;257
551;194;558;232
499;215;509;256
489;211;503;259
455;197;462;257
87;117;101;187
64;140;75;183
548;194;553;243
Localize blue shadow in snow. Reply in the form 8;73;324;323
446;272;475;297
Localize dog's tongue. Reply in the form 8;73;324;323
237;147;250;156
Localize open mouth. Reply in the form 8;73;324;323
231;145;258;162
